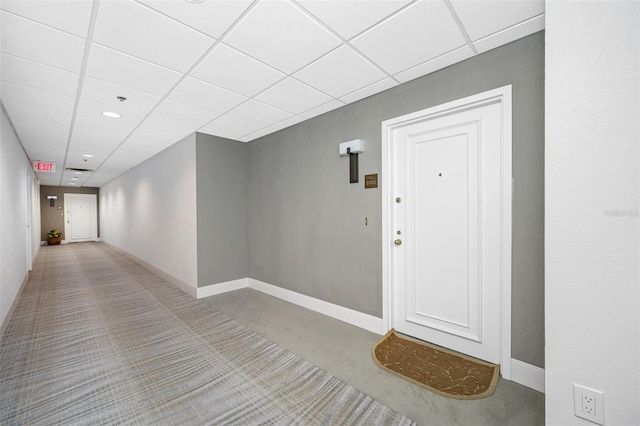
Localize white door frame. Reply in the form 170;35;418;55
63;193;98;243
381;85;513;379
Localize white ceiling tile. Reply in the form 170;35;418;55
227;99;293;127
0;0;93;37
93;0;214;73
138;0;253;39
394;46;474;83
294;46;387;98
131;115;199;145
0;11;85;72
240;127;278;142
268;115;308;132
339;78;398;104
170;77;247;113
473;14;545;54
68;127;127;157
191;43;285;97
297;0;412;40
76;99;147;126
299;99;345;119
451;0;544;41
0;54;79;97
255;78;332;115
153;99;220;127
85;44;183;96
224;0;341;74
73;114;137;141
3;102;70;158
199;115;262;139
1;82;76;114
351;1;466;75
80;78;162;114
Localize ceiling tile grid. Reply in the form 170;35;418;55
0;0;544;187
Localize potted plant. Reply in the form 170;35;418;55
47;230;62;245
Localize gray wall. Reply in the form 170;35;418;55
40;185;100;241
247;32;545;367
196;134;249;287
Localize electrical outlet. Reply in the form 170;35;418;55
574;384;604;425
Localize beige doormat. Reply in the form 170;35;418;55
372;330;499;400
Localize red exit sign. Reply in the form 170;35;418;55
33;161;56;173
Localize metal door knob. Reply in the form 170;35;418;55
394;239;402;246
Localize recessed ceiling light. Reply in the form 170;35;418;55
184;0;205;3
71;177;79;181
74;171;83;175
102;111;120;118
69;183;76;186
83;154;94;158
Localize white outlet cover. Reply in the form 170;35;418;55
573;384;605;425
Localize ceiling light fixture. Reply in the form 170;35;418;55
83;154;94;158
71;177;79;181
102;111;120;118
184;0;206;3
69;183;76;186
74;171;83;175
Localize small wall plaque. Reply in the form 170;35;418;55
364;174;378;189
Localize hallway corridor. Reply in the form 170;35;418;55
0;243;412;424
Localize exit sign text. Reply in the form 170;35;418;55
33;161;56;173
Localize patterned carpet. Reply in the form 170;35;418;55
0;243;413;425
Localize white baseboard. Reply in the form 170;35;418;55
248;279;384;335
101;241;197;298
1;272;30;336
197;278;248;299
511;359;545;393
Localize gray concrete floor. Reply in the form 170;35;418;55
201;288;544;425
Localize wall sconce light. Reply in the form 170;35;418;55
47;195;57;207
339;139;364;183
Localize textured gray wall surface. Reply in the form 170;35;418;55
247;32;545;367
196;134;249;287
40;186;100;241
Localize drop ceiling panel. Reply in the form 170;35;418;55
3;102;71;149
76;99;147;126
199;115;263;139
351;1;467;75
1;82;76;114
224;0;341;74
191;43;285;97
294;46;387;98
0;11;86;73
130;115;199;145
0;0;93;38
153;99;220;127
450;0;544;41
85;44;183;96
297;0;412;40
339;77;397;104
227;99;292;127
93;0;214;73
473;14;545;54
170;77;247;113
138;0;253;39
80;78;162;114
299;99;345;119
255;78;332;115
74;113;137;140
394;46;474;83
0;54;79;97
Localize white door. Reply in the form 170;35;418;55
64;193;97;243
382;86;512;370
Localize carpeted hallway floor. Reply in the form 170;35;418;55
0;243;413;425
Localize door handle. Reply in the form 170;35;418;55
394;239;402;246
